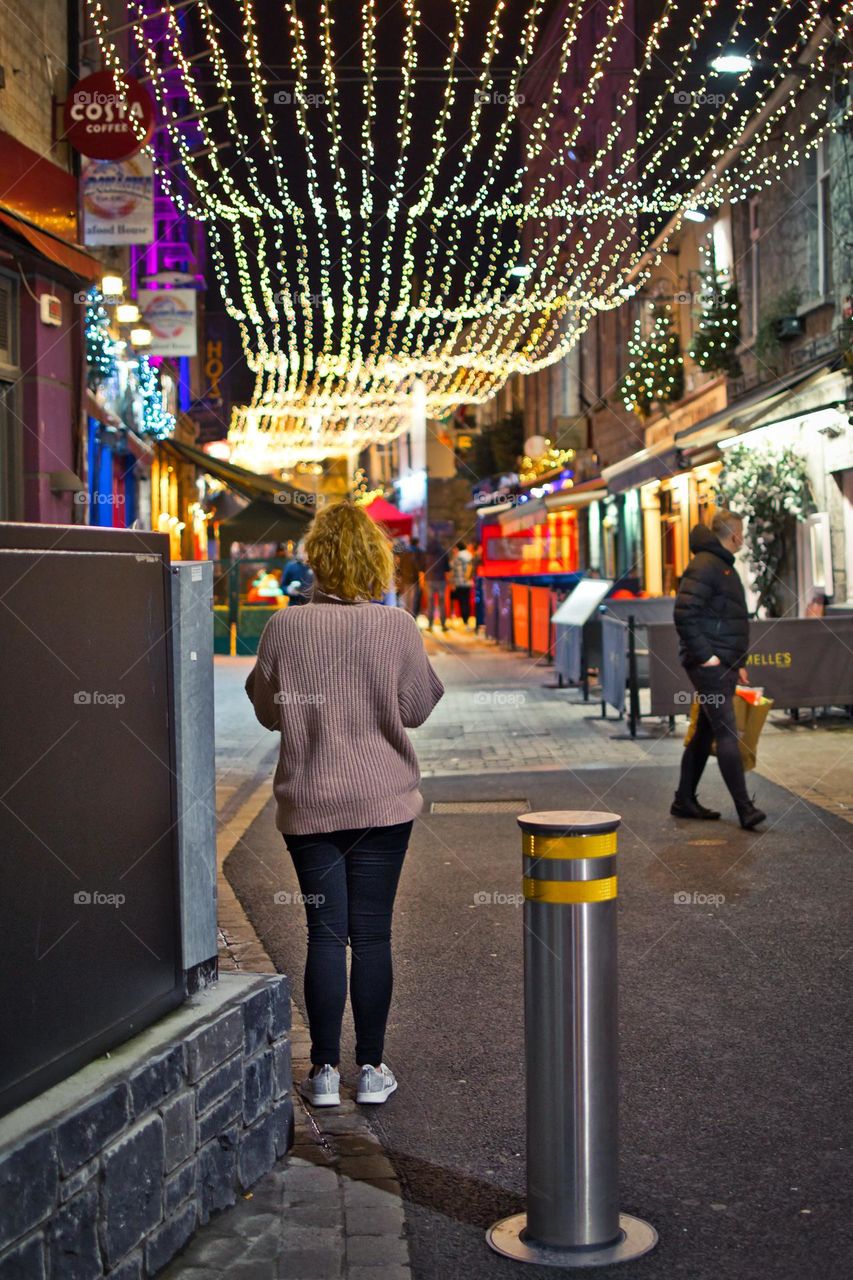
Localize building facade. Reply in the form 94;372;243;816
0;0;100;523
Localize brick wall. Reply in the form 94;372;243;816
0;0;70;168
0;975;294;1280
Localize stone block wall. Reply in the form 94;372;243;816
0;976;294;1279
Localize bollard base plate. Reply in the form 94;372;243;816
486;1213;658;1268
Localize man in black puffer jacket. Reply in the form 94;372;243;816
672;510;766;830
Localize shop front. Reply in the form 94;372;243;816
676;361;853;612
0;133;102;521
602;379;728;595
482;494;580;580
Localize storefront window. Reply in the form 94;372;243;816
602;499;619;580
659;486;681;594
694;462;722;528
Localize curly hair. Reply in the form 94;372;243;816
303;500;394;601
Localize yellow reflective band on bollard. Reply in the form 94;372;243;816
522;875;618;904
522;832;618;861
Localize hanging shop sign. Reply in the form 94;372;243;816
647;617;853;714
185;336;230;443
64;72;154;161
137;288;198;357
81;155;153;245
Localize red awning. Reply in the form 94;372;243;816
0;207;101;282
362;496;413;535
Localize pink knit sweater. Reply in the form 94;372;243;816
246;596;444;834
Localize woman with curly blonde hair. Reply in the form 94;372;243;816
246;500;443;1107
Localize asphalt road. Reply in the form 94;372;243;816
226;764;853;1280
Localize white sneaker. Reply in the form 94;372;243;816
299;1064;340;1107
356;1062;398;1104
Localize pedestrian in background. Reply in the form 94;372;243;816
395;535;424;617
469;539;485;629
672;509;766;830
282;539;314;605
449;540;474;626
246;501;444;1106
424;536;450;630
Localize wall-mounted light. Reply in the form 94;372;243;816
683;208;708;223
116;302;140;324
130;326;152;347
101;274;124;299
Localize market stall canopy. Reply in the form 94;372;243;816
600;442;686;495
159;436;316;514
218;498;311;561
362;496;412;536
544;478;608;511
674;358;841;454
497;497;547;531
0;206;101;281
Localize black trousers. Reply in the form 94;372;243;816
284;822;412;1067
677;665;750;810
452;586;471;623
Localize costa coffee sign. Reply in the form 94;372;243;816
64;71;154;161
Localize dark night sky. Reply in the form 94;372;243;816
174;0;828;363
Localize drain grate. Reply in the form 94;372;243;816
430;799;530;814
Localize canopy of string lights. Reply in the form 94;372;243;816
87;0;853;467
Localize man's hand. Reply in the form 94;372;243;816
738;667;750;684
701;655;721;667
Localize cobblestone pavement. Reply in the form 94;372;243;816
165;625;852;1279
414;622;681;775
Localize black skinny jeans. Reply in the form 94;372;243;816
677;665;750;810
452;585;472;624
283;822;412;1067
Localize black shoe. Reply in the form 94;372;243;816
670;795;721;820
737;801;766;830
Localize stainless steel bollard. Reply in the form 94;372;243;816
487;810;657;1268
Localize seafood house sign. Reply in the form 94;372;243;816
63;71;154;161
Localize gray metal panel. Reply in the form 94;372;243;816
171;561;217;972
0;530;183;1118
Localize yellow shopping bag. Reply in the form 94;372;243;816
683;690;774;771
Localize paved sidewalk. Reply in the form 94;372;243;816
418;625;853;826
414;624;672;775
224;629;853;1280
167;629;852;1279
161;660;414;1279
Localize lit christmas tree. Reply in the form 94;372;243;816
135;356;175;439
620;302;684;418
689;241;743;378
84;288;117;390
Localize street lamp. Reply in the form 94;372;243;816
116;303;140;324
710;51;755;74
130;326;152;348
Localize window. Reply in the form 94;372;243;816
0;272;20;520
817;138;833;298
0;274;16;369
747;198;760;339
806;138;834;301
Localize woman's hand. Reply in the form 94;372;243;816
738;667;750;684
